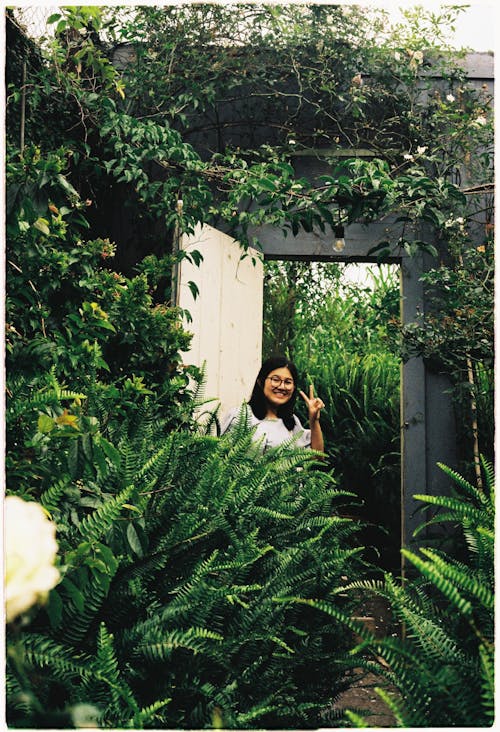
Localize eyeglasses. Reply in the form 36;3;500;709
267;375;294;389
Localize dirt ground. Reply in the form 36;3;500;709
320;595;400;727
324;668;398;727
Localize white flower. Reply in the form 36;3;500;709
394;51;401;62
408;50;423;61
473;115;487;127
446;94;455;103
403;153;414;161
416;146;427;155
5;496;60;623
408;49;424;70
444;217;466;231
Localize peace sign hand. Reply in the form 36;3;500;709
299;384;325;425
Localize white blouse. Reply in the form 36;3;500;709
220;404;311;450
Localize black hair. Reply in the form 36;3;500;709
248;355;299;431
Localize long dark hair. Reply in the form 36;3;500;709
248;356;299;431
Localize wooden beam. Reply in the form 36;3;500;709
249;220;410;262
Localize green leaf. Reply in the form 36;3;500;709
126;522;144;557
258;177;278;192
55;19;68;33
60;577;85;613
46;588;63;630
33;218;50;235
56;174;78;197
95;435;121;468
95;543;119;573
38;414;55;433
188;281;199;299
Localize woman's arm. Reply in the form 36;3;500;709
309;413;324;452
299;385;325;452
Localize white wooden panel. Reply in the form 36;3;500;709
178;224;263;421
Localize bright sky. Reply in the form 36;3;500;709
450;2;496;51
385;1;497;52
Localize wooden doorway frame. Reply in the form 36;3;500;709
249;219;458;560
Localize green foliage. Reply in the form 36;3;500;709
304;457;494;727
99;107;212;234
6;4;493;262
6;410;363;729
5;141;201;496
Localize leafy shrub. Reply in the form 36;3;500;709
6;144;200;496
303;457;494;727
6;410;364;729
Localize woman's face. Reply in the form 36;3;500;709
262;366;295;411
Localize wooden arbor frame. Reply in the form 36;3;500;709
249;52;494;559
249;215;453;558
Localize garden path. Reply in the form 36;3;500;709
322;595;399;727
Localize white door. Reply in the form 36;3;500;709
178;224;263;424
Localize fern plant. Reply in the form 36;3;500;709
301;457;494;727
6;409;365;729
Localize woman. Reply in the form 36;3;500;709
220;356;325;452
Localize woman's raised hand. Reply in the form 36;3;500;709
299;384;325;424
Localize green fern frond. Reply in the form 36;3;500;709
133;435;176;486
60;563;119;646
397;607;469;666
401;549;473;617
135;627;224;662
20;633;91;679
233;699;287;727
253;506;294;521
478;642;495;724
413;493;492;528
5;670;34;714
78;485;135;542
349;642;437;724
40;477;71;514
7;385;87;419
131;697;171;728
118;440;142;488
479;455;495;498
477;526;494;542
337;577;387;595
436;461;492;507
418;548;494;610
281;597;368;640
412;509;466;537
94;624;130;715
296;515;352;534
340;573;432;630
372;686;409;727
344;709;369;727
